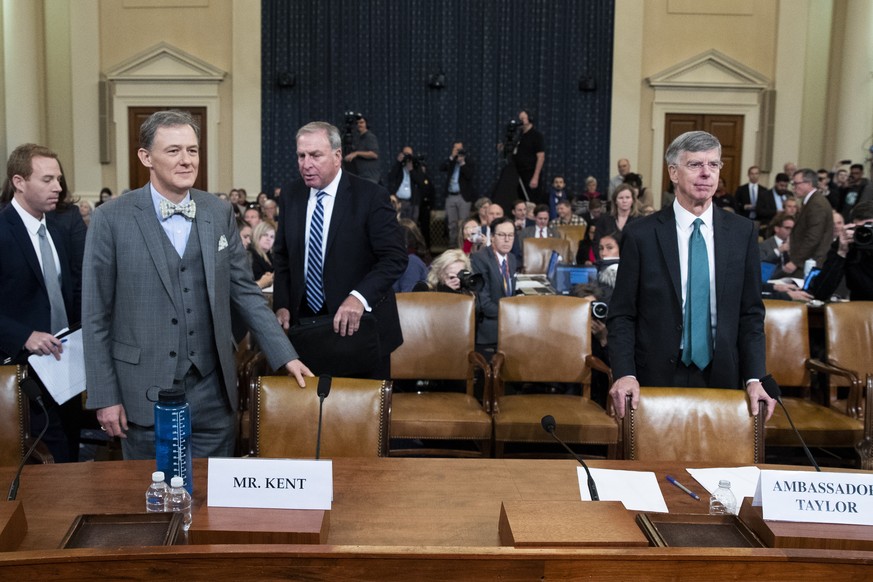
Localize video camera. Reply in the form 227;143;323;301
341;111;363;157
501;119;522;158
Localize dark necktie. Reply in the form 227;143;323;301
682;218;712;369
37;224;69;333
501;257;511;296
306;192;327;312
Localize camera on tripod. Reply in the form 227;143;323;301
501;119;522;156
341;111;363;156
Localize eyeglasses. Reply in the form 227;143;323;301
674;161;723;172
791;181;807;188
493;232;515;240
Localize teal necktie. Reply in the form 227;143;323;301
682;218;712;369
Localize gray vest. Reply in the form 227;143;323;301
159;223;218;380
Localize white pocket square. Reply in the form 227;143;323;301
218;235;228;252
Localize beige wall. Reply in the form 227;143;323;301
98;0;235;194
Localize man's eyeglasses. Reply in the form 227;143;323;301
493;232;515;240
791;181;807;188
673;161;723;172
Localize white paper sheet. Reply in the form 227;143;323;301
27;328;86;404
578;467;669;512
686;466;761;504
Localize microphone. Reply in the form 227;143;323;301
315;375;332;460
541;415;599;501
761;374;820;472
7;378;50;501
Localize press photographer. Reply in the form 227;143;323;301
341;112;381;184
812;200;873;301
386;146;434;241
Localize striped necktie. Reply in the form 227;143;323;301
305;191;327;313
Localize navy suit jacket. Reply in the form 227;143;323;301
735;183;777;222
273;171;408;355
607;204;765;389
470;247;518;346
0;204;83;363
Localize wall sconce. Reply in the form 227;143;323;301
428;72;446;90
277;71;296;88
578;74;596;92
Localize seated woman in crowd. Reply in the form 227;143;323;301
250;221;275;289
594;183;640;260
596;231;621;303
394;218;430;293
572;175;603;217
424;249;476;294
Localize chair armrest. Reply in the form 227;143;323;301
806;358;862;417
467;351;492;414
25;438;54;464
859;375;873;471
584;355;613;413
490;352;506;414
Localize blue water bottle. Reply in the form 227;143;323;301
154;388;193;495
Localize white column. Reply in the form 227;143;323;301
610;0;644;186
68;0;102;197
833;0;873;164
3;0;45;150
771;0;809;175
232;0;262;192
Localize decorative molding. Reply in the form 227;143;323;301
106;42;225;83
648;49;769;91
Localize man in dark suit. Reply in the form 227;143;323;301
471;216;518;357
607;131;775;421
83;110;311;460
1;144;84;462
780;168;834;277
520;204;560;240
735;165;777;223
441;141;475;248
273;121;408;380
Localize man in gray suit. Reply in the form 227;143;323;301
83;110;312;460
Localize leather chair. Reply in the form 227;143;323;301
252;375;392;458
622;387;765;464
818;302;873;418
389;293;492;457
0;365;53;466
490;296;618;457
555;225;587;259
763;300;867;467
522;237;572;274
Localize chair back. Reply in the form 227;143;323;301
391;292;475;383
523;237;572;274
763;300;810;387
623;387;764;464
497;296;592;384
254;375;391;458
0;366;25;466
556;225;587;258
825;302;873;380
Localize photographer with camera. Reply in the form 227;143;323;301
342;114;381;184
420;249;483;294
812;200;873;301
387;145;433;231
441;142;475;248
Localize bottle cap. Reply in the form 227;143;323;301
170;476;184;488
158;388;186;405
718;479;731;488
152;471;165;482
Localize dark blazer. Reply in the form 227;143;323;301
607;204;765;389
273;171;408;356
386;162;430;207
250;248;274;281
735;183;777;223
440;157;476;202
0;204;83;362
470;247;518;346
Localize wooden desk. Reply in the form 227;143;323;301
1;458;871;580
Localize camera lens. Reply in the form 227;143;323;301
854;222;873;246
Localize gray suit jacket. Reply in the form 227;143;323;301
83;185;297;425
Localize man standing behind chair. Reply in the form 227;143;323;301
607;131;775;421
273;122;408;379
1;144;84;462
780;169;834;277
83;110;312;460
471;216;518;358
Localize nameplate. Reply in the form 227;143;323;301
752;469;873;526
207;458;332;510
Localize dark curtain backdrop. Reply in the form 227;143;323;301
262;0;614;206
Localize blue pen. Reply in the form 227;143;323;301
666;475;700;500
61;338;68;344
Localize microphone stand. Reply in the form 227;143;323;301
541;416;599;501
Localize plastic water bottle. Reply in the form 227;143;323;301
166;475;192;531
154;388;193;495
145;470;169;513
709;479;738;515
